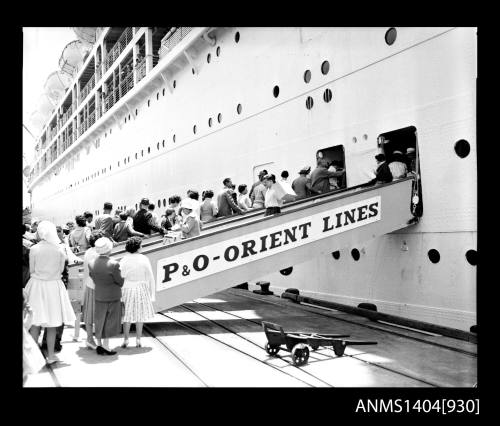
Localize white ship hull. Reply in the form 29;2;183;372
29;27;477;331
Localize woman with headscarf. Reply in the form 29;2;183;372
81;230;104;350
119;237;156;348
24;221;76;364
89;237;124;355
179;199;201;239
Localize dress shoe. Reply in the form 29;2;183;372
121;339;129;348
85;341;97;350
97;346;117;355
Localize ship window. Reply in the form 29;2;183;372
352;137;357;143
280;267;293;276
125;117;127;123
105;132;107;138
128;156;130;162
235;31;240;43
306;96;314;110
110;129;112;134
428;249;440;264
157;92;159;100
128;114;131;120
135;109;138;116
173;80;176;88
163;88;165;96
192;68;195;75
118;161;120;167
141;150;144;157
157;142;160;150
193;125;197;134
466;249;477;266
216;46;221;56
304;70;311;83
162;140;165;147
207;53;211;63
158;200;161;208
273;85;279;98
110;165;111;170
332;251;340;260
173;134;176;143
363;134;368;141
323;88;332;103
321;60;330;75
385;27;397;46
208;117;213;127
454;139;470;158
148;147;151;154
148;100;150;107
217;113;222;123
135;153;138;159
163;199;166;207
351;248;360;261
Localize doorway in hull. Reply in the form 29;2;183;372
378;125;423;217
316;145;346;189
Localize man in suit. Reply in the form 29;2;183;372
367;153;393;185
217;178;243;217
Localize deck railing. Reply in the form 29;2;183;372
159;27;193;59
79;74;96;104
104;27;134;73
103;71;134;112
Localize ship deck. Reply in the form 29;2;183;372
24;288;477;388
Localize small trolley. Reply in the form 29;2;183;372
262;321;378;366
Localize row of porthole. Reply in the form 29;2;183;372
329;248;477;265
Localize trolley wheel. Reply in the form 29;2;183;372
333;341;347;356
265;343;280;356
291;344;310;366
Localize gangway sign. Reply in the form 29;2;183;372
68;178;415;314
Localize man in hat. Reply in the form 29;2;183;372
89;237;124;355
133;198;166;235
388;150;408;179
292;166;313;200
367;154;393;185
94;202;117;240
249;169;267;200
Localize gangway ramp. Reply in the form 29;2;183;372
69;178;415;313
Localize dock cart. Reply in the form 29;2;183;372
262;321;378;366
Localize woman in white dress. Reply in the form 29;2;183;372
24;221;76;364
119;237;156;348
81;230;104;350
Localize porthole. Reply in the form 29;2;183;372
109;165;111;170
363;134;368;141
156;92;159;100
135;109;138;116
148;147;151;154
191;68;195;75
273;85;279;98
385;27;397;46
466;249;477;266
217;113;222;123
428;249;440;264
163;199;166;207
216;46;221;56
237;104;242;114
124;117;127;123
280;267;293;276
162;88;165;96
193;125;197;134
351;248;360;261
454;139;471;158
128;156;130;162
118;161;120;167
332;251;340;260
352;137;357;143
323;88;332;103
105;132;107;138
321;60;330;75
173;80;176;88
235;31;240;43
128;114;131;120
110;129;112;134
173;134;176;143
207;53;211;63
162;140;165;148
157;142;160;150
306;96;314;110
208;117;213;127
141;150;144;157
304;70;311;83
135;153;137;159
158;200;161;208
148;100;150;107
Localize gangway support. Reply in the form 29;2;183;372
69;179;415;314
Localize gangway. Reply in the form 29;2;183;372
68;178;416;313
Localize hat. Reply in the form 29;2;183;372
258;170;267;177
406;147;416;154
140;198;150;206
95;237;113;254
393;150;403;155
299;166;311;174
375;154;386;161
180;198;196;211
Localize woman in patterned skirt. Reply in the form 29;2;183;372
119;237;156;348
24;221;76;364
81;230;104;350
